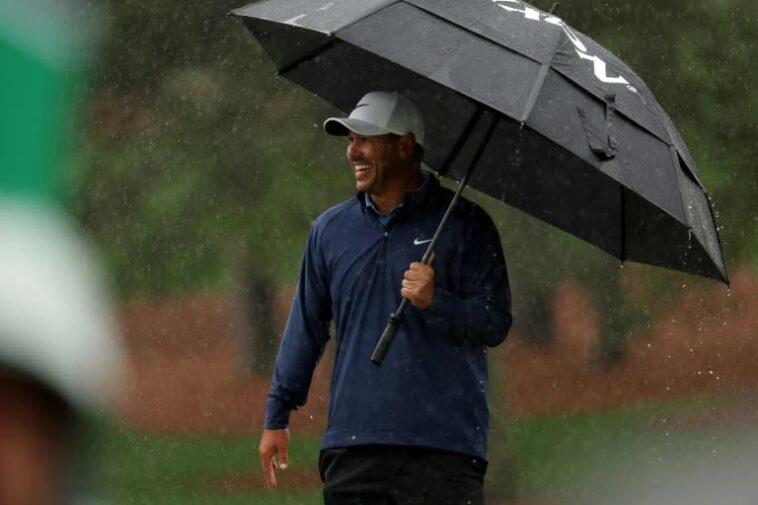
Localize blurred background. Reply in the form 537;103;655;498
2;0;755;504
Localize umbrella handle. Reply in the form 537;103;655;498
370;308;405;365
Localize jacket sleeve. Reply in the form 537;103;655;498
264;225;332;429
424;207;512;347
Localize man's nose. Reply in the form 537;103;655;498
347;141;358;159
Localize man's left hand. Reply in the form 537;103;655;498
401;255;435;309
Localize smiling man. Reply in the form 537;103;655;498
258;91;512;504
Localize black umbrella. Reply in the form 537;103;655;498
230;0;728;362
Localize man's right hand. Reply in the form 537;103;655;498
259;428;290;489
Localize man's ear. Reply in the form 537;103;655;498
399;133;416;158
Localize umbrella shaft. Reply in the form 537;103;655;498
371;111;499;366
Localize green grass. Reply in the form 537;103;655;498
91;420;323;504
90;394;758;504
505;394;758;503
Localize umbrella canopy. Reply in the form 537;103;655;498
231;0;728;283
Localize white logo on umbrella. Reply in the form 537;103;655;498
491;0;638;94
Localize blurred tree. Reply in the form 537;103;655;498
230;248;277;374
75;0;351;297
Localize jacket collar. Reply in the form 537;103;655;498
356;170;439;213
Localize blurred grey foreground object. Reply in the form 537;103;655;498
0;202;126;505
230;0;728;285
0;202;124;413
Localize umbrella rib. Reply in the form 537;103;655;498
520;63;550;127
668;146;691;233
276;38;342;77
438;107;485;176
519;27;563;126
667;146;728;284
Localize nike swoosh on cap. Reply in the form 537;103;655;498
413;238;433;245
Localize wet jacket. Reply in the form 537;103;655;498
265;174;512;460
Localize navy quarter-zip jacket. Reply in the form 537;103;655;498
265;174;512;460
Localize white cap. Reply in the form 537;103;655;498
0;200;125;414
324;91;425;147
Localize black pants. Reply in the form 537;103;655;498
319;445;487;505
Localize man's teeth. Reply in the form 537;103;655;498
355;164;370;172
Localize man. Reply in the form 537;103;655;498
259;91;512;504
